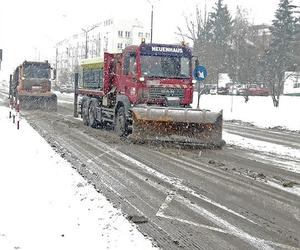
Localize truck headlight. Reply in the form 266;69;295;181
130;87;136;95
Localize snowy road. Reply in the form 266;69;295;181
10;95;298;250
0;85;299;249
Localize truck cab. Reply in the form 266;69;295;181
104;42;194;107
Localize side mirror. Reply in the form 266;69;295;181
52;68;57;80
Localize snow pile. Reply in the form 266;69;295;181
223;131;300;161
0;106;156;250
192;93;300;131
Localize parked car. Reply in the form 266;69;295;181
210;86;217;95
217;87;229;95
60;84;74;93
245;84;271;96
237;85;247;95
228;85;238;95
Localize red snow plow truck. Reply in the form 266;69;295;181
76;42;224;147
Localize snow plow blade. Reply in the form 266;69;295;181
18;93;57;111
130;106;224;148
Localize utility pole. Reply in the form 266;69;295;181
147;0;159;43
0;49;2;70
150;4;153;43
82;24;99;59
55;47;58;88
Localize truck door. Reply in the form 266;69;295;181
121;52;138;101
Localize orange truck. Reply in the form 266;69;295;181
10;60;57;111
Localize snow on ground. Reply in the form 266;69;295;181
223;131;300;159
0;84;299;248
192;93;300;163
0;106;157;250
192;93;300;131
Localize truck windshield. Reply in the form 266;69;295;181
24;64;50;79
140;56;190;79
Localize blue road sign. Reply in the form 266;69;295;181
193;65;207;81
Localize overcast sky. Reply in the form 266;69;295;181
0;0;299;80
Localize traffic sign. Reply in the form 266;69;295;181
193;65;207;81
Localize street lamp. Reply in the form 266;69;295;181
146;0;153;43
146;0;159;43
82;24;99;59
0;49;2;70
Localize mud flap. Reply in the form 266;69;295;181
130;106;224;148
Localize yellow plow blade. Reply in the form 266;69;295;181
130;106;224;148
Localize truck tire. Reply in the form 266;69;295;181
88;98;98;128
81;97;90;126
114;106;127;137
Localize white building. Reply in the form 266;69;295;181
283;71;300;96
100;18;151;54
55;17;150;87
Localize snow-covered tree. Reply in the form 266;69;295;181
208;0;233;76
228;7;258;87
263;0;299;107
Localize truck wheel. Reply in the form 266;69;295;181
88;98;98;128
81;97;90;126
115;106;127;137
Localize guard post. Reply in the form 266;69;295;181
74;72;79;118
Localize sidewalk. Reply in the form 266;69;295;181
0;106;156;250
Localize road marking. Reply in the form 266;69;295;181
107;147;258;224
157;193;298;250
155;192;228;234
98;146;118;158
75;133;299;249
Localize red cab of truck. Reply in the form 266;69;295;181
100;42;194;106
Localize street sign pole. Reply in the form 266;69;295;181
197;80;201;109
193;65;208;110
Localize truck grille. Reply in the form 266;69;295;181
149;86;184;99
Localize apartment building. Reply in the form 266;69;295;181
55;17;150;87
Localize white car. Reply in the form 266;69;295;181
210;87;217;95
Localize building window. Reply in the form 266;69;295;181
293;83;300;88
117;43;123;49
104;19;113;26
138;32;143;37
125;31;131;38
145;33;150;38
118;31;123;37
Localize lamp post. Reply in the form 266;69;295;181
146;0;159;43
82;24;99;59
0;49;2;70
147;0;153;43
